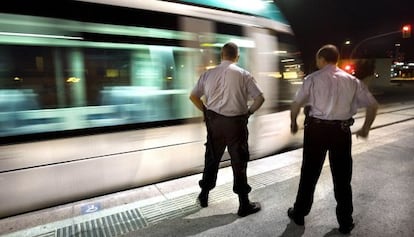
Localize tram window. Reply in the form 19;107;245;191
82;33;182;47
215;22;243;37
82;2;179;30
83;48;132;106
1;1;180;31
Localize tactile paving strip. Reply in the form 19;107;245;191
52;167;293;237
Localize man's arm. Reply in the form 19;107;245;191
356;102;378;138
248;94;265;115
290;101;302;134
189;93;205;112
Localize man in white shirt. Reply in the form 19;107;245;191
288;44;378;234
190;42;264;217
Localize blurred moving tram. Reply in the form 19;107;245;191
0;0;304;218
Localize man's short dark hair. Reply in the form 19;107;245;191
317;44;339;63
222;42;239;60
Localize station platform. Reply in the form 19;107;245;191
1;101;414;237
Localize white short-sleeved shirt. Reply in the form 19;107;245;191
191;60;263;117
294;64;378;120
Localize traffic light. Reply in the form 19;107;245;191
402;24;411;38
343;64;355;75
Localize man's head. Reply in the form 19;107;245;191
316;44;339;69
222;42;239;62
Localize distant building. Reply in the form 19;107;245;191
391;62;414;81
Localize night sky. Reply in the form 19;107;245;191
274;0;414;73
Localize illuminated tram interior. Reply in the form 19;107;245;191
0;11;302;139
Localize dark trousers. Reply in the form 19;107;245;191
199;110;252;195
294;118;354;226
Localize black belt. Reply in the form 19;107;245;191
205;110;247;119
308;117;354;127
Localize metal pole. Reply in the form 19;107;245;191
350;30;401;59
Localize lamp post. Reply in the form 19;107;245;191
349;30;401;59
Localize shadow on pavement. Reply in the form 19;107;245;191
122;213;239;237
278;221;305;237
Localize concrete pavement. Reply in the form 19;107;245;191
119;104;414;237
1;102;413;237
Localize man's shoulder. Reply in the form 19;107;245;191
334;68;361;83
229;64;252;77
304;70;321;81
201;66;219;76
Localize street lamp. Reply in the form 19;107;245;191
340;40;351;59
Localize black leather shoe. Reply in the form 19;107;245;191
287;207;304;226
338;223;355;234
197;192;208;208
237;202;261;217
